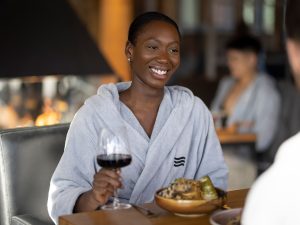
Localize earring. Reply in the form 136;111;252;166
127;58;131;62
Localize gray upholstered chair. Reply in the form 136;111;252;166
0;124;69;225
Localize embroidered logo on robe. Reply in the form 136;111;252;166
174;156;185;167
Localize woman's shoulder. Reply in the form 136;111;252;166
166;85;192;101
254;74;280;104
215;76;235;93
253;73;278;94
166;84;192;93
166;85;210;113
166;85;198;103
218;76;235;85
70;97;99;127
256;73;277;87
71;83;119;123
85;82;128;108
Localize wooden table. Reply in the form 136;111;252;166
217;130;256;145
59;189;248;225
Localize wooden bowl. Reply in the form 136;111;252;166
155;188;227;217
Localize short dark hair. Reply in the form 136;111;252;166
285;0;300;41
226;35;262;55
128;11;181;45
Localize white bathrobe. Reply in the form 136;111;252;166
48;82;228;224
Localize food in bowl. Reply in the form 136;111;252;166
158;176;218;201
155;176;226;216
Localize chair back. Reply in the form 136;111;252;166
0;124;69;225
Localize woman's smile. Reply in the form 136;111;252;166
149;66;169;80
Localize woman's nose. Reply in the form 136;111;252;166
156;50;169;63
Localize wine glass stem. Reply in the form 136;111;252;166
112;168;120;209
113;188;119;208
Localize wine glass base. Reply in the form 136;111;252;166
101;203;131;210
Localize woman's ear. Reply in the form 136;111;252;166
125;41;134;61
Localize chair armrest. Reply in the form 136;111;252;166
12;215;53;225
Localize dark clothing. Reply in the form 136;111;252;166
267;80;300;162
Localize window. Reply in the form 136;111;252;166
179;0;200;30
243;0;255;26
263;0;276;34
243;0;276;34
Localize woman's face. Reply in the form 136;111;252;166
226;49;257;80
126;20;180;89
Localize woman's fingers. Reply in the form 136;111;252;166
91;188;113;205
94;169;122;189
90;168;123;205
91;168;123;204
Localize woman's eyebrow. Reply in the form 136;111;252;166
144;37;180;45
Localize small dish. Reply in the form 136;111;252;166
155;188;227;217
209;208;242;225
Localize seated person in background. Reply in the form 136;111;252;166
211;34;280;153
47;12;228;224
242;1;300;223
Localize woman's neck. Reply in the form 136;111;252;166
119;82;164;108
237;71;257;86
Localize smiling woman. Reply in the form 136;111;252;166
125;13;181;92
47;11;228;225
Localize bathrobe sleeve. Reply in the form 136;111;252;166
253;80;280;151
47;105;100;224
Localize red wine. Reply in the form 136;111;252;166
97;154;132;168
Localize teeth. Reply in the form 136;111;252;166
151;68;167;75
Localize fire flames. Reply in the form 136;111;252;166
35;98;67;126
0;98;68;129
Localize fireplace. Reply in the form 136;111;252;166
0;75;118;129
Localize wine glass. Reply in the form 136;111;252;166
96;127;132;210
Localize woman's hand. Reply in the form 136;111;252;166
74;168;122;212
91;168;122;205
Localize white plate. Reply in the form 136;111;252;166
209;208;242;225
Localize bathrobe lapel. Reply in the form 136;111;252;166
228;80;257;124
129;87;194;203
88;84;149;190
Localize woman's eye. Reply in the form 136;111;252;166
147;45;158;50
169;48;179;54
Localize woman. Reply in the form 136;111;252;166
211;35;280;152
48;12;228;223
211;35;280;189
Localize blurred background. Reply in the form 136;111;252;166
0;0;286;129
